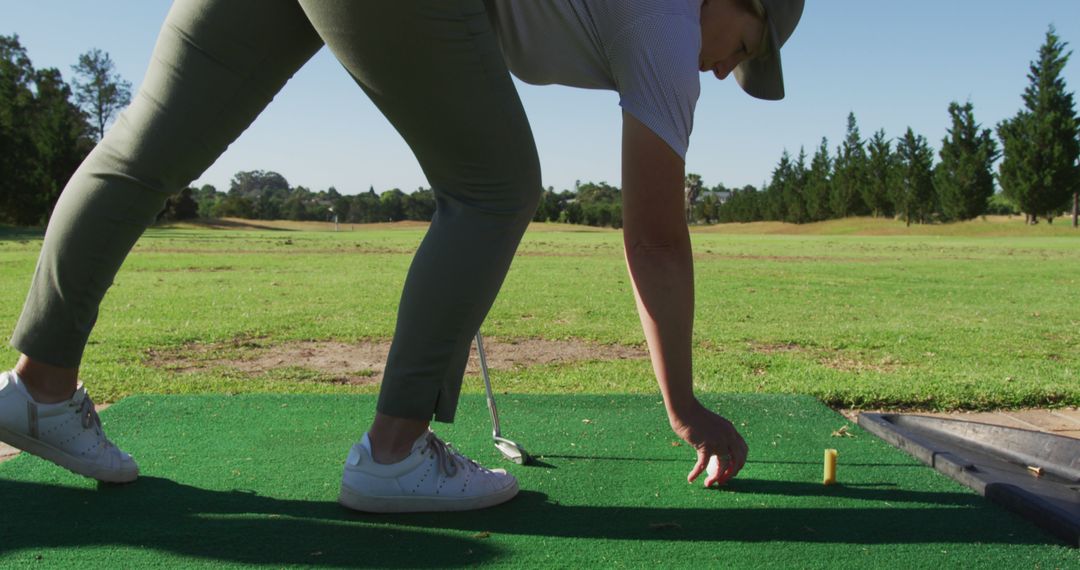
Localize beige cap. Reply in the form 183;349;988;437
734;0;805;100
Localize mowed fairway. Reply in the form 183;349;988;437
0;217;1077;411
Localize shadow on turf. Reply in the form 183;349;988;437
0;475;1064;566
0;477;501;567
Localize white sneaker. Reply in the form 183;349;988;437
339;429;518;513
0;370;138;483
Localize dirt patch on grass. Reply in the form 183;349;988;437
129;265;236;273
139;247;596;258
140;247;416;256
749;341;806;354
145;337;647;385
818;354;902;374
748;341;901;374
695;253;891;263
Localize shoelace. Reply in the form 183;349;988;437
74;393;107;440
424;433;481;478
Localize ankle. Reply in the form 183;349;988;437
368;441;414;465
367;412;430;465
14;355;79;404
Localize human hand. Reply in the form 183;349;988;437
670;400;748;487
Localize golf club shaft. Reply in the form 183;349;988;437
476;332;502;438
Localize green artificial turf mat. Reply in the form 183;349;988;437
0;394;1075;568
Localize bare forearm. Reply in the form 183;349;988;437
617;112;747;483
624;231;696;421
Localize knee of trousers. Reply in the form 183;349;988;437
509;167;543;225
484;152;544;223
431;158;542;227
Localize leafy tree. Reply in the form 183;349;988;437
0;37;41;224
256;190;284;220
173;188;199;220
533;187;561;222
403;188;436;221
987;192;1021;216
192;184;222;218
696;183;731;224
281;193;308;220
30;68;92;215
347;188;381;223
158;187;199;221
684;173;703;223
831;112;869;217
717;185;765;223
71;48;131;141
997;25;1080;224
577;181;621;204
559;200;583;224
0;35;92;225
379;188;406;221
564;181;622;227
866;129;897;218
213;194;255;218
331;193;351;223
804;138;832;222
226;170;289;219
935;101;999;221
229;170;289;196
694;193;721;224
609;202;623;228
895;128;935;226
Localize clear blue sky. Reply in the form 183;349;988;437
4;1;1080;195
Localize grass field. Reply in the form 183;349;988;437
0;216;1077;410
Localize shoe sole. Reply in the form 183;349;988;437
0;426;138;483
338;479;519;513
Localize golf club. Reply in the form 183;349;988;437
475;332;532;465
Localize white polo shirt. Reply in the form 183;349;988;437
490;0;702;160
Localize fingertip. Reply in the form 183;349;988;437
715;464;736;485
688;455;706;483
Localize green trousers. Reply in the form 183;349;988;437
10;0;541;423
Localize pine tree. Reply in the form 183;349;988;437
859;128;893;217
997;25;1080;224
935;102;999;221
895;128;935;226
29;68;93;219
804;137;832;222
866;129;896;218
782;147;809;223
765;150;792;221
830;112;869;218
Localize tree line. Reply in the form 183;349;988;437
164;173;625;228
165;171;437;224
5;28;1078;230
707;26;1079;227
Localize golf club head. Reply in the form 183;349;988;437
494;436;530;465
